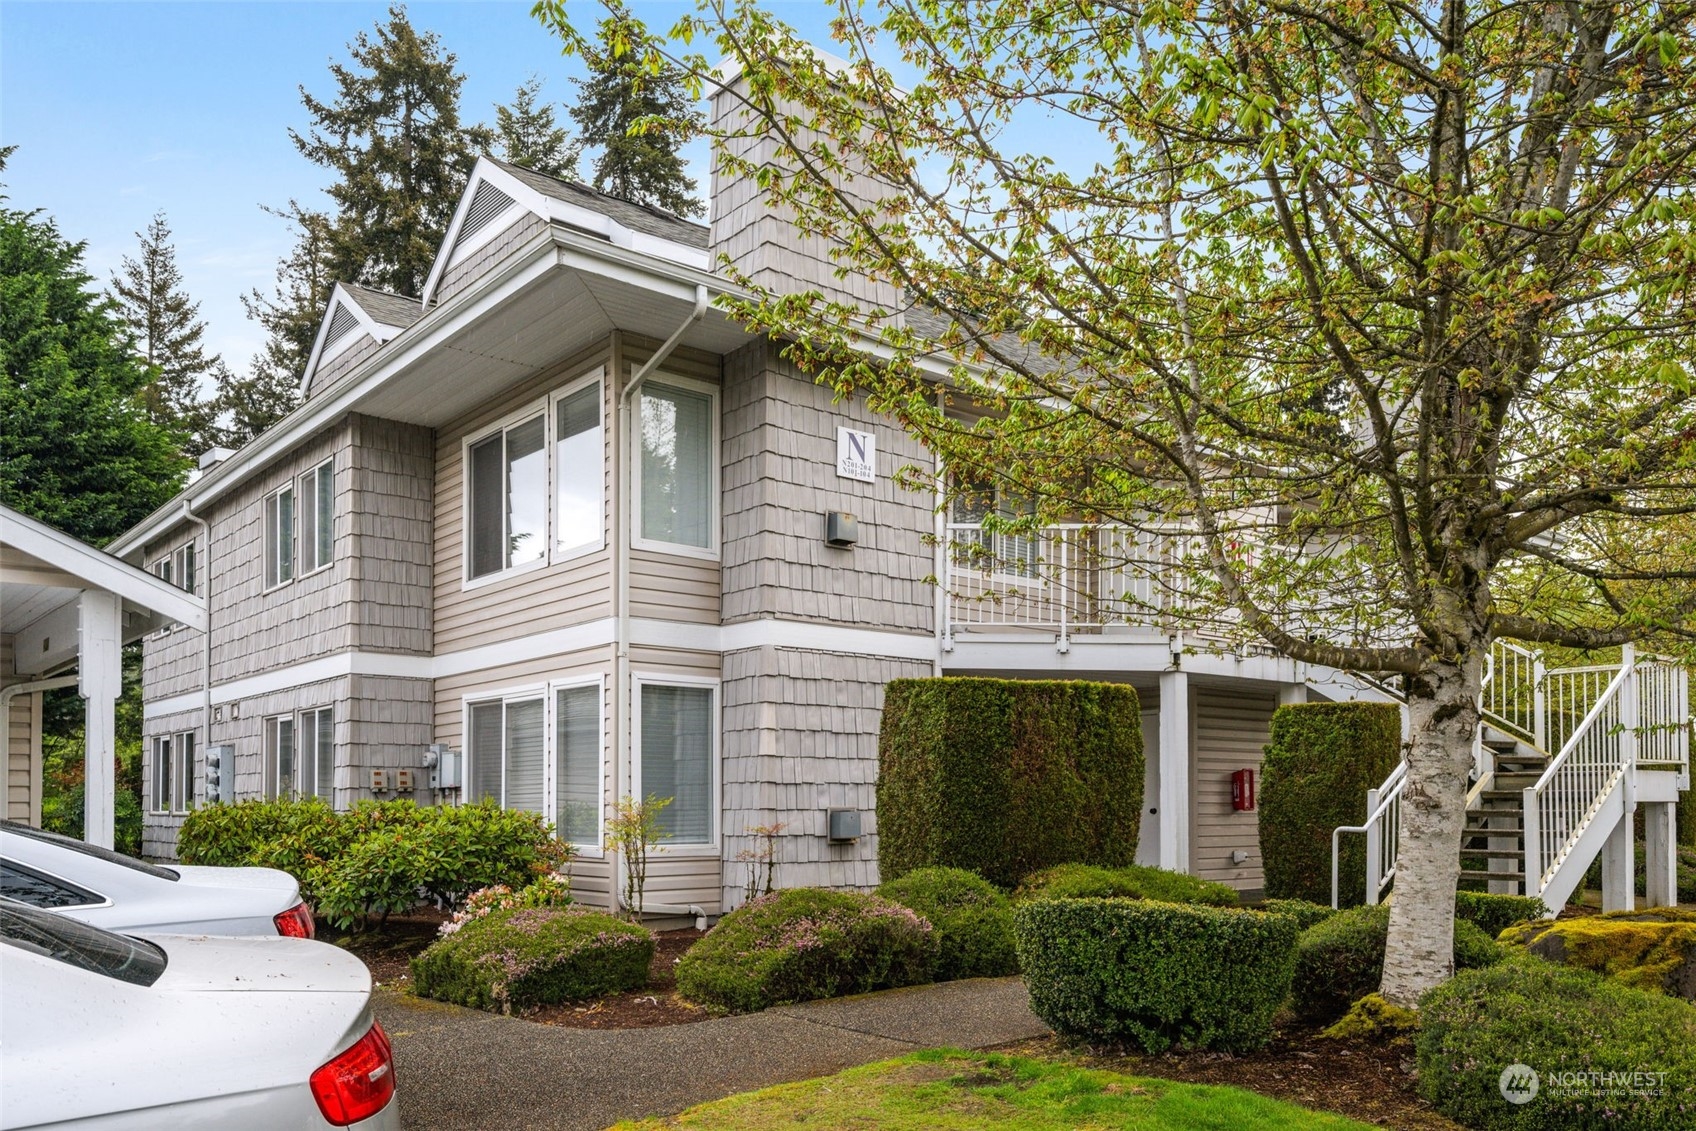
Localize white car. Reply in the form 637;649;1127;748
0;901;400;1130
0;821;313;937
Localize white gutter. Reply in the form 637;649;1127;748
611;286;710;919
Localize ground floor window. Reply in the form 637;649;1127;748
150;732;193;814
636;680;716;846
466;678;604;850
265;708;334;804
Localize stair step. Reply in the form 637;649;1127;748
1492;772;1542;789
1459;868;1525;880
1479;790;1527;803
1464;823;1522;835
1458;847;1525;858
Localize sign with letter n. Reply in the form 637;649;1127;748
836;427;876;483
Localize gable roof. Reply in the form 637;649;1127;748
420;156;711;307
299;282;421;397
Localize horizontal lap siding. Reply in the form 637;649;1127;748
434;342;615;654
1192;687;1276;890
7;691;37;823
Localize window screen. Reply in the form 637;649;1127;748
555;684;600;843
640;684;713;843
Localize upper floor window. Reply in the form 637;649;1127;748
299;459;334;574
264;484;295;589
464;369;605;584
636;378;716;554
949;473;1038;580
151;543;195;595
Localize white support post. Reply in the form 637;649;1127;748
78;590;122;850
1532;652;1547;752
1600;811;1636;913
1521;787;1541;902
1157;670;1190;874
1364;787;1381;905
1620;644;1640;770
1644;802;1678;909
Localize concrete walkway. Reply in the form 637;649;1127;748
376;977;1049;1130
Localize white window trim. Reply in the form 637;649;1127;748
549;368;608;566
630;672;721;855
550;674;607;857
949;481;1045;590
461;682;548;809
629;372;721;561
298;458;335;579
262;483;296;592
298;705;335;806
264;713;297;800
150;731;194;815
460;397;551;592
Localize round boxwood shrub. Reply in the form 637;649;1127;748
676;888;935;1014
410;905;652;1013
1257;898;1339;932
1015;863;1239;907
1014;898;1297;1053
1292;903;1501;1023
1418;959;1696;1130
877;867;1017;981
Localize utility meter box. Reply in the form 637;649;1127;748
826;808;862;843
425;744;462;791
204;745;235;805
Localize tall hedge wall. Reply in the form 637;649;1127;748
1259;702;1402;907
877;678;1143;889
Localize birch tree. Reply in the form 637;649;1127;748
541;0;1696;1001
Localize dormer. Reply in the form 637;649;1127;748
300;283;420;399
421;156;710;309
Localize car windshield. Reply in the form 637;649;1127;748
0;821;179;881
0;901;167;987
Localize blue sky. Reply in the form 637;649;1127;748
0;1;848;373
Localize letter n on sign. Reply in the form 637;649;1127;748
836;427;876;483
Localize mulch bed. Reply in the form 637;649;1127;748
328;912;711;1030
1004;1027;1463;1131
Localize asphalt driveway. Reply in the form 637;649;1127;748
376;976;1049;1130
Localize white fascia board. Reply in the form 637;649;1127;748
107;231;565;561
543;197;710;270
0;507;206;632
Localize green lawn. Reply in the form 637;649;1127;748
613;1049;1374;1130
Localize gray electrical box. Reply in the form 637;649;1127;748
425;743;462;791
827;808;862;843
824;511;858;547
204;745;235;805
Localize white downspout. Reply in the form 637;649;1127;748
180;498;212;802
613;286;709;921
1;676;79;826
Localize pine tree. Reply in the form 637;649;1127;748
0;148;189;544
495;76;577;180
222;204;333;445
290;4;492;298
108;210;220;452
570;13;705;217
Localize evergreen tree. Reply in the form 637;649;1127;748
108;210;220;452
0;148;189;544
495;76;578;180
290;4;492;298
570;13;705;216
223;203;332;445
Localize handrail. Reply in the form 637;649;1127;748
1331;759;1406;908
1532;661;1632;792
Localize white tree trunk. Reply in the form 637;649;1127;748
1380;654;1481;1006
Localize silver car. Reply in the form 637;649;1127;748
1;902;399;1129
0;821;313;937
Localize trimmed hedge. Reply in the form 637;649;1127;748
1259;703;1401;907
411;905;652;1013
1454;891;1546;939
1014;898;1297;1052
176;798;569;928
1015;863;1239;907
877;678;1143;889
877;867;1017;981
1418;960;1696;1130
1257;898;1339;932
1291;903;1501;1023
676;888;935;1013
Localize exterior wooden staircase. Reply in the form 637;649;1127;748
1457;727;1549;892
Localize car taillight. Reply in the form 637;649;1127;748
274;902;315;939
310;1021;395;1126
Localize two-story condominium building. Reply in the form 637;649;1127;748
108;73;1687;919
